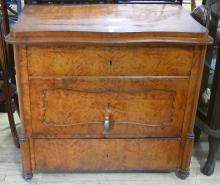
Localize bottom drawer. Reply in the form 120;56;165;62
34;138;181;172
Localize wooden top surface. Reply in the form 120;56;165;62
7;4;211;45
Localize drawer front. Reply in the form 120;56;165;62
27;46;194;76
30;78;188;138
34;138;181;171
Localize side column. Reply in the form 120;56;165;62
19;134;33;180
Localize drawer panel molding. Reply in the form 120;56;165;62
42;88;175;128
30;78;188;138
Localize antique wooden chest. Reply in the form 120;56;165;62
6;4;211;180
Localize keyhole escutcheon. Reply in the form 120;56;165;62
109;60;112;66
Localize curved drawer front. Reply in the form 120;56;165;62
30;78;189;138
27;46;194;77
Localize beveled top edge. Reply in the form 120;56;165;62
5;32;213;46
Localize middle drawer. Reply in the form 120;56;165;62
27;46;194;77
30;78;189;138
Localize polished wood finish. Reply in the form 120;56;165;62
30;78;188;137
7;5;211;45
10;5;206;34
6;4;210;179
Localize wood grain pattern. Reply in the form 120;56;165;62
29;78;188;138
179;46;207;174
6;4;210;178
13;46;35;174
14;5;205;33
42;89;175;127
27;46;194;77
6;5;211;45
34;138;181;172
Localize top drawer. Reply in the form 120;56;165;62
27;46;194;77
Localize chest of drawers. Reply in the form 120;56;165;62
6;4;211;180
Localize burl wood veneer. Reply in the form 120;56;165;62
6;4;211;180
